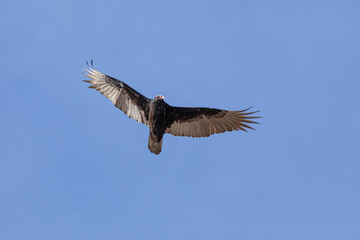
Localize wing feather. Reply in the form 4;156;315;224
83;67;150;125
165;107;260;138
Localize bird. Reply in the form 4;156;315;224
83;62;260;155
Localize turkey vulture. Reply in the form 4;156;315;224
83;63;260;155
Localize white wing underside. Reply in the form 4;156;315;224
84;68;148;125
166;111;253;138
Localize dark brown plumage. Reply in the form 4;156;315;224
83;64;260;154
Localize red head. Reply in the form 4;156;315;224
155;95;165;101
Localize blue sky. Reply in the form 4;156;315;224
1;1;359;239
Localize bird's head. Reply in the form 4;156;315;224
154;95;165;101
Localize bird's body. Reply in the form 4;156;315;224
148;97;168;154
83;64;259;154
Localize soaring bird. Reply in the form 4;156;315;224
83;63;260;155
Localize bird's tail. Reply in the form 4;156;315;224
148;134;163;155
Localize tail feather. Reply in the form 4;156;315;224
148;134;163;155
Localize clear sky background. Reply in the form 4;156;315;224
1;1;359;239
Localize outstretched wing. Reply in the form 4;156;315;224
165;107;259;137
83;66;150;125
